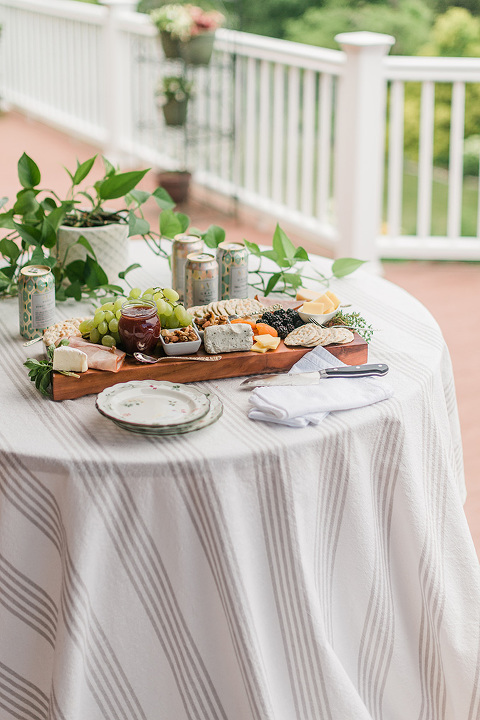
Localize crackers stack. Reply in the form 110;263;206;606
284;324;354;348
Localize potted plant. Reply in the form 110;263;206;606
156;74;193;127
150;3;225;66
0;153;187;302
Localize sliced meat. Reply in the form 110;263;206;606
67;336;126;372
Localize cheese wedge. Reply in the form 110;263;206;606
325;290;340;309
253;335;281;350
295;288;322;302
301;298;335;315
53;346;88;373
251;342;269;353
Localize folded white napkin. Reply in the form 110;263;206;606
248;345;393;427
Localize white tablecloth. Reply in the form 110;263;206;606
0;246;479;720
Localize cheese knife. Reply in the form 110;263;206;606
240;363;389;388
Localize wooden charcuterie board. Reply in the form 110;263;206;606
52;333;368;401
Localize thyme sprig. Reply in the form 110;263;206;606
324;311;374;343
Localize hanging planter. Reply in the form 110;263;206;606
162;98;188;127
150;5;224;67
180;31;215;66
156;170;192;205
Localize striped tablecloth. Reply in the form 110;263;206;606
1;247;479;720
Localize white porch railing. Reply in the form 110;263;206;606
0;0;480;263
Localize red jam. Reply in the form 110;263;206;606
118;301;161;354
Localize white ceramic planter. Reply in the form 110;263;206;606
56;221;129;283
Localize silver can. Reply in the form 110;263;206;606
171;234;203;301
184;252;219;309
18;265;56;339
217;241;248;300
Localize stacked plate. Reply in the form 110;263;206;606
95;380;223;435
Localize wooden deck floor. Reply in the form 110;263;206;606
1;111;479;558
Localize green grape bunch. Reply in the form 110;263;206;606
78;287;193;348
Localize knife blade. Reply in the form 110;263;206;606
240;363;389;388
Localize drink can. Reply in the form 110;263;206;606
18;265;56;339
184;252;219;309
171;234;203;301
217;241;248;300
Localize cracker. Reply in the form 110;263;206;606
284;324;318;346
329;328;354;345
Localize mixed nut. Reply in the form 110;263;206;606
161;326;198;344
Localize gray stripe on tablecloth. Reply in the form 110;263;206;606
416;393;448;720
258;447;332;720
83;472;228;720
49;687;67;720
176;459;275;720
0;555;58;622
357;411;402;718
0;576;55;648
1;472;149;720
0;662;49;720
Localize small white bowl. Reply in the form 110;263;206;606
298;306;338;326
159;325;202;355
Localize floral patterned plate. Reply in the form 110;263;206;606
111;392;223;435
96;380;210;428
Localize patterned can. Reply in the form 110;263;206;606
18;265;56;339
171;234;203;301
184;252;219;309
217;241;249;300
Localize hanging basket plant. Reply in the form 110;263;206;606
150;4;224;66
156;75;193;127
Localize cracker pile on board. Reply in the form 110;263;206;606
284;324;354;348
188;298;282;319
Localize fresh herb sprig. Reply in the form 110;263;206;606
325;311;374;343
24;340;78;396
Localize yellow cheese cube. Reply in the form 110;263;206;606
325;290;340;309
301;299;335;315
253;335;281;350
251;342;269;353
295;288;322;302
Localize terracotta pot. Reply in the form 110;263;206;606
162;98;188;127
180;32;215;66
160;31;181;59
156;171;192;204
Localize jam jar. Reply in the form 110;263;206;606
118;300;161;354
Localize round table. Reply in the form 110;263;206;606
0;245;479;720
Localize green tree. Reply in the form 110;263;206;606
403;7;480;167
284;0;434;56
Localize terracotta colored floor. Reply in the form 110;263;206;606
1;111;479;557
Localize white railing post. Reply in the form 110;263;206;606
100;0;136;166
334;32;394;270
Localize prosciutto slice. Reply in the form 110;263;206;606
67;336;126;372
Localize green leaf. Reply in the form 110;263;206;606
261;248;291;267
152;186;176;210
72;156;97;186
46;202;72;232
0;238;20;262
293;246;309;261
0;269;12;289
13;222;42;247
102;156;116;178
40;220;58;249
203;224;225;248
128;189;151;206
282;272;303;288
128;211;150;237
331;257;366;278
244;239;261;257
272;224;295;261
65;259;87;282
39;371;52;396
100;283;124;294
97;169;149;201
0;209;16;229
29;247;53;267
65;280;83;301
13;189;41;216
176;213;189;234
18;153;41;189
75;235;97;260
118;263;142;280
159;209;182;238
264;271;282;296
0;197;8;210
85;256;108;290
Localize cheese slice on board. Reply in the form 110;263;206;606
295;288;322;302
53;346;88;372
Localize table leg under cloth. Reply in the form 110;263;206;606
1;407;479;720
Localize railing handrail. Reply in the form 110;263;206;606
0;0;105;23
385;54;480;82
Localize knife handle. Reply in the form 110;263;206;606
324;363;388;378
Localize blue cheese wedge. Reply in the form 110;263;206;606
53;346;88;373
203;323;253;354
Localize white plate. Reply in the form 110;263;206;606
111;392;223;435
96;380;210;428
